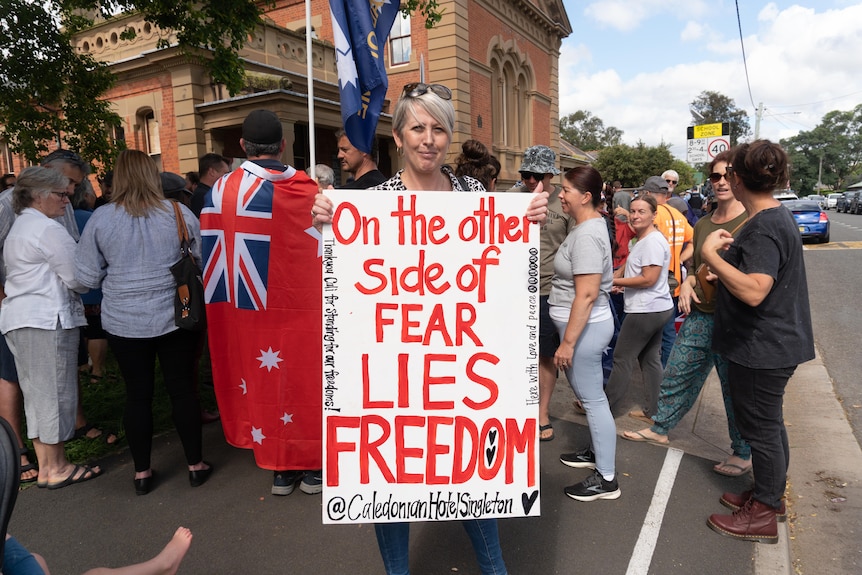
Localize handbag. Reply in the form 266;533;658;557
695;263;715;304
170;201;206;331
696;217;748;305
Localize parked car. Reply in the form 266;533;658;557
806;194;827;209
784;200;829;243
850;192;862;215
827;193;842;210
774;190;799;201
837;191;856;213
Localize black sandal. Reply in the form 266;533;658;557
20;447;38;484
73;424;119;445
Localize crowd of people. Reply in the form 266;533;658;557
0;80;813;571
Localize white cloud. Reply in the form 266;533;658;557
680;21;704;42
559;2;862;159
583;0;710;31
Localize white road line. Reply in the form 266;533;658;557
625;447;685;575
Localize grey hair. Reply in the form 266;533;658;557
12;166;69;214
243;140;282;158
72;178;97;209
41;149;90;175
661;169;679;180
307;164;335;188
392;90;454;143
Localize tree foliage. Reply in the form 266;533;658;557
559;110;623;151
0;0;123;168
780;104;862;192
593;142;693;189
1;0;444;169
690;91;751;147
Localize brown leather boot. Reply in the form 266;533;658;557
720;490;786;522
707;498;779;544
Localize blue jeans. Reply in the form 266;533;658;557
660;297;679;368
2;536;46;575
374;520;507;575
554;317;616;477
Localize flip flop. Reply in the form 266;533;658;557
713;460;752;477
539;423;555;442
20;447;38;484
622;429;669;447
46;464;102;490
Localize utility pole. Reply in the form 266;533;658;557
754;102;764;140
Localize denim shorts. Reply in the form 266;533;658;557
0;333;19;382
539;295;560;358
2;535;47;575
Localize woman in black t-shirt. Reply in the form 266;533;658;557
700;140;814;544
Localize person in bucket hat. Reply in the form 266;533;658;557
509;145;570;443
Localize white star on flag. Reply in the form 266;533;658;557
305;225;322;257
257;347;283;372
251;426;266;444
239;379;247;395
281;412;293;425
331;10;359;90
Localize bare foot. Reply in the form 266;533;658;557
154;527;193;575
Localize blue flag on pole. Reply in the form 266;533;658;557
329;0;401;154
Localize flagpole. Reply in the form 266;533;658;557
305;0;316;178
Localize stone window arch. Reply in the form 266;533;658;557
488;38;533;151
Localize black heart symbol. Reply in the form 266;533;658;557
489;430;497;445
485;446;496;466
521;490;538;514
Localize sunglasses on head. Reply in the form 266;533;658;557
709;171;730;183
520;171;546;181
401;83;452;100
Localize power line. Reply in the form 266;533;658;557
735;0;757;111
768;90;862;110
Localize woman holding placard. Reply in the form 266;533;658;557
313;82;548;575
549;166;619;501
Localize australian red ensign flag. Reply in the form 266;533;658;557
329;0;401;154
200;161;322;470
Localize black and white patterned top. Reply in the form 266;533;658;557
371;165;485;193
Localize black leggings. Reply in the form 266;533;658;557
109;329;203;472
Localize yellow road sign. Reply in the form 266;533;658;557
693;123;725;138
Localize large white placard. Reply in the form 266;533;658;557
321;190;540;524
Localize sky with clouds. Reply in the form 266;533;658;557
559;1;862;160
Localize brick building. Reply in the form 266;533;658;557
2;0;573;188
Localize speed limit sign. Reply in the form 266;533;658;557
708;137;730;158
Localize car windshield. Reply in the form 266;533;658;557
829;194;842;199
784;201;820;211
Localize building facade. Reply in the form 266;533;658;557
3;0;573;188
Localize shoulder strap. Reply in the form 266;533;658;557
171;200;191;256
457;176;470;191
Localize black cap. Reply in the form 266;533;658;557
242;109;282;145
160;172;188;197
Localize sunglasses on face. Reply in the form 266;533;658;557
709;172;730;183
520;172;546;181
665;179;678;184
401;83;452;100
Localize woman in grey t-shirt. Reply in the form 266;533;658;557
548;166;618;502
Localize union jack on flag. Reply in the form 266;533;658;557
202;169;275;311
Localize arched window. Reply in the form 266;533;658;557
489;39;532;150
144;110;161;156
